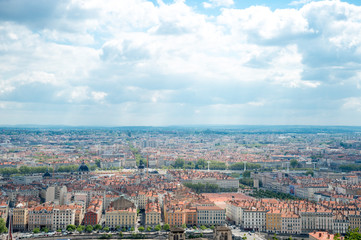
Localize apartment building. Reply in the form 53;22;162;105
52;205;76;231
145;201;161;227
28;204;54;231
13;203;28;231
105;208;137;229
197;206;225;226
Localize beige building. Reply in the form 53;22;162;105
197;206;225;226
52;205;76;231
13;203;28;231
145;201;161;227
105;196;137;229
105;208;137;229
28;204;54;231
266;210;281;233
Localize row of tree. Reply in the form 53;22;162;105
172;158;261;170
0;164;96;176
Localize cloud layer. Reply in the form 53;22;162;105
1;0;361;126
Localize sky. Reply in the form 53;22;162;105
1;0;361;126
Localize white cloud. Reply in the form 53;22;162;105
203;0;234;8
0;0;361;125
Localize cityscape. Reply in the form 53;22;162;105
0;126;360;239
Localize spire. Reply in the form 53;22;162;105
7;209;13;240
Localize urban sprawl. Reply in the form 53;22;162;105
0;126;361;240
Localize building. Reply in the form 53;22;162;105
145;201;161;227
281;212;301;234
266;210;281;233
83;198;103;226
13;203;28;231
243;209;267;231
104;196;137;229
105;208;137;229
52;205;76;231
197;206;225;226
28;204;54;231
309;231;344;240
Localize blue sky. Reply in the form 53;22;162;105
1;0;361;126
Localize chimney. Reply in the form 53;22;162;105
319;233;322;238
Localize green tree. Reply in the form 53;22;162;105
195;159;206;169
119;231;123;237
0;218;7;233
154;225;161;231
181;223;187;229
33;228;40;234
146;226;152;232
200;225;207;230
95;159;101;168
173;158;185;168
103;226;110;232
94;224;102;231
115;225;121;231
290;159;298;168
130;227;135;231
163;224;170;231
345;227;361;240
243;170;251;178
305;169;314;177
272;234;279;240
41;227;49;233
77;225;85;232
210;226;215;230
86;225;93;233
66;224;76;232
138;226;145;232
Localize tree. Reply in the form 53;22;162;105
130;227;135;231
163;224;170;231
173;158;185;168
345;227;361;240
272;234;279;240
77;225;85;232
94;224;102;231
66;224;76;232
41;227;49;233
146;226;152;232
193;226;197;230
86;225;93;233
181;223;187;229
103;226;110;232
200;225;207;230
305;169;314;177
243;170;251;178
290;159;298;168
115;225;121;231
195;159;206;169
154;225;161;231
119;231;123;237
210;226;215;230
33;228;40;234
0;218;7;233
138;226;145;232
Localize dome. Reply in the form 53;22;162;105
43;171;52;178
138;162;145;169
78;162;89;172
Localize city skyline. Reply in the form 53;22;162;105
1;0;361;126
